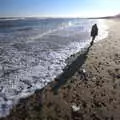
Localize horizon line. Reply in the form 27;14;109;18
0;15;117;19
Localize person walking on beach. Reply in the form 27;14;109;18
90;24;98;45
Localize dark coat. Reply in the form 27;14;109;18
91;24;98;37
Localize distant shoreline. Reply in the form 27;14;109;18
0;15;120;20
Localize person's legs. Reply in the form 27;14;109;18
92;36;96;41
90;36;96;45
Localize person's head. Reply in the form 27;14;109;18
94;24;97;27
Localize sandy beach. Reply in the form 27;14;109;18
1;18;120;120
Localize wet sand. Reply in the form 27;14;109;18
1;18;120;120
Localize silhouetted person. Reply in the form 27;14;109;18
90;24;98;45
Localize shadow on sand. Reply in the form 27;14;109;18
52;41;93;92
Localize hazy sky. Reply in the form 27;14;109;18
0;0;120;17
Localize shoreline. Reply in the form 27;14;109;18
0;42;93;119
1;18;120;120
0;37;92;118
0;18;108;118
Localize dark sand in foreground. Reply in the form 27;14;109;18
1;19;120;120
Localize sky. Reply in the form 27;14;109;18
0;0;120;18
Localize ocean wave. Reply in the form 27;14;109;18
0;17;26;21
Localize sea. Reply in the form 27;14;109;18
0;17;108;117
